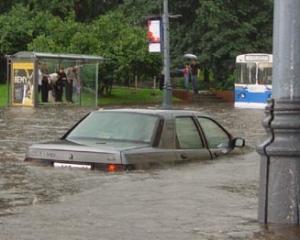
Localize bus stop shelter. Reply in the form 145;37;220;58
6;51;104;107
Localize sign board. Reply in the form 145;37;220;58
245;55;269;62
147;19;161;53
12;62;34;106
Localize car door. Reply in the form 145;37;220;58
175;116;212;161
196;117;232;157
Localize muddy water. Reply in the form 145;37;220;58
0;103;299;240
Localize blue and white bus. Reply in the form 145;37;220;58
235;53;272;108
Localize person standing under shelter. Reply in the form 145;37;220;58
190;59;200;94
41;70;49;102
66;67;75;103
38;63;43;94
55;67;66;102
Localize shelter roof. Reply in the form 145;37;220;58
10;51;104;63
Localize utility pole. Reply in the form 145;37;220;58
162;0;172;109
258;0;300;224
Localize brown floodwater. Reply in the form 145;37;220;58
0;102;299;240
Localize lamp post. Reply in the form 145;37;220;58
162;0;172;109
258;0;300;224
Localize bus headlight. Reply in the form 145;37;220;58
238;92;246;99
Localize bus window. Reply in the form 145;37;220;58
258;63;272;85
236;63;256;84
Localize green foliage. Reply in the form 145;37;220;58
0;4;34;54
170;0;273;88
28;0;74;19
0;0;274;90
90;11;161;82
74;0;122;22
205;0;273;83
28;13;83;53
121;0;161;24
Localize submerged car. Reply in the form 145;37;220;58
25;109;245;171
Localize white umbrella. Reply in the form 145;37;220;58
183;53;197;60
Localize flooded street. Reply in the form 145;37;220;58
0;102;299;240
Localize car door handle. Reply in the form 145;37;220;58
180;153;188;160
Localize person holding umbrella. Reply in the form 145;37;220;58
184;54;200;94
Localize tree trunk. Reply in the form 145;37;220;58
203;68;210;83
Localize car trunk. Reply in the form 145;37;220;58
25;139;150;170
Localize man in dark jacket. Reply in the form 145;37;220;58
190;59;200;94
55;67;66;102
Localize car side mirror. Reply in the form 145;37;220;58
232;138;245;148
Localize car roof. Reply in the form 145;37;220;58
95;108;208;118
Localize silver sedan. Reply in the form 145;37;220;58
25;109;245;171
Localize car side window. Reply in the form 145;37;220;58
175;117;203;149
197;117;230;148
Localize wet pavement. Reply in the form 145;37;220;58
0;102;299;239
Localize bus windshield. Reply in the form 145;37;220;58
258;62;272;85
236;63;256;84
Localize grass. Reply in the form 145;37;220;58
0;84;181;107
0;83;8;107
98;87;167;106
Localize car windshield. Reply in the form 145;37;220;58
66;112;159;143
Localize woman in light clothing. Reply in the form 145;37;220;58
66;67;80;103
183;63;191;90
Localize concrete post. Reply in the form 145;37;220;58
162;0;172;109
258;0;300;224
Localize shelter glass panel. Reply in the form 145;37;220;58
35;59;97;107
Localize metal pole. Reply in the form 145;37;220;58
162;0;172;109
95;63;99;108
258;0;300;224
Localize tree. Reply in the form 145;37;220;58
186;0;272;88
28;13;83;53
28;9;161;87
0;4;34;54
0;0;274;89
74;0;123;22
169;0;273;88
89;11;161;84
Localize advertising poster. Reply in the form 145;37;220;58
12;62;34;106
147;19;161;53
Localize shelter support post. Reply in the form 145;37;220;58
257;0;300;224
33;59;39;107
6;56;11;107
